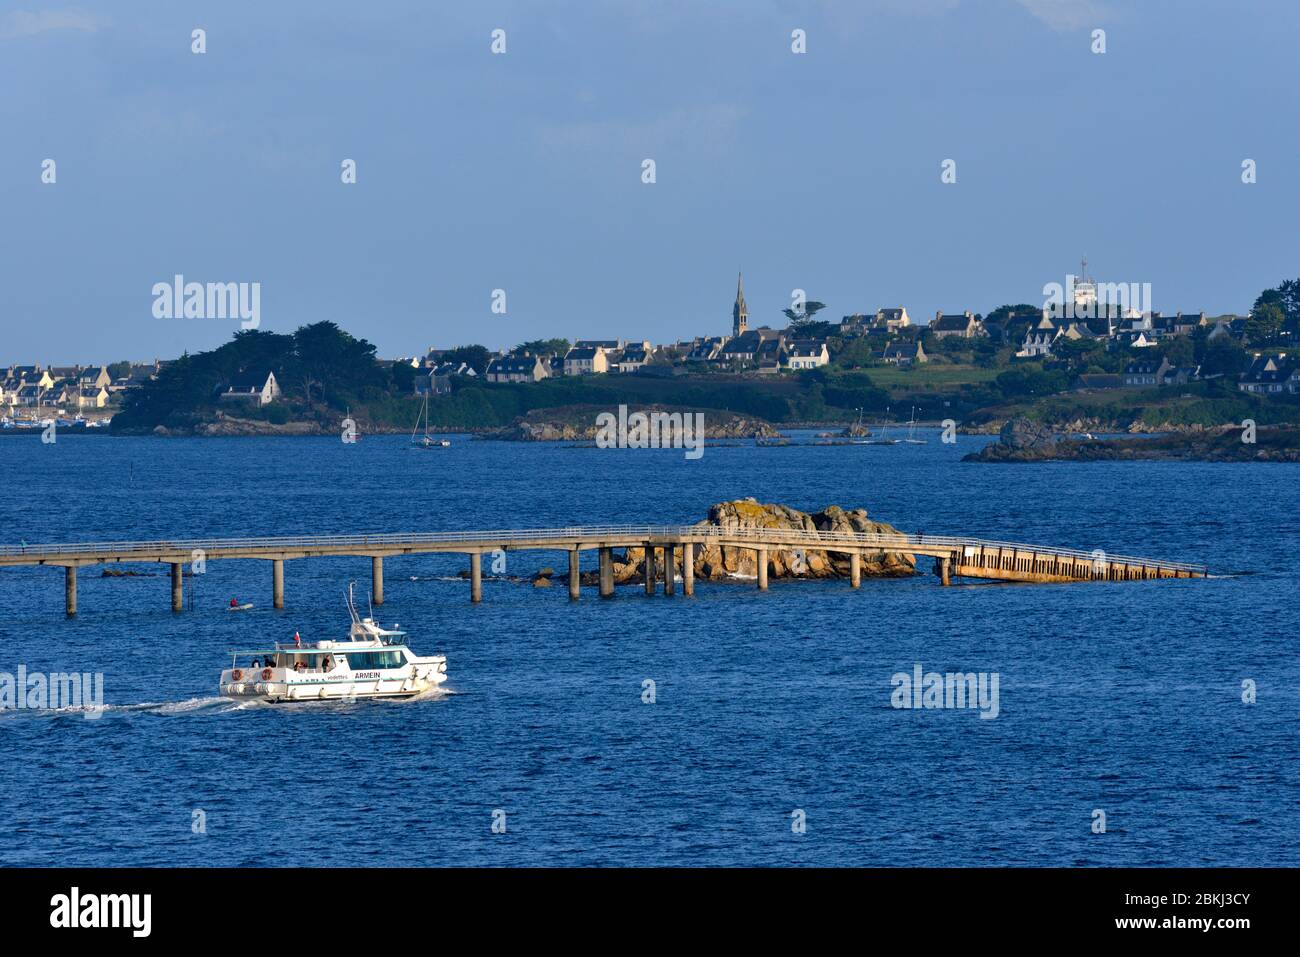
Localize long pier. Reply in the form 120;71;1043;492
0;526;1208;616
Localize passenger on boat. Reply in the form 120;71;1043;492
294;660;306;673
251;657;261;668
322;655;333;672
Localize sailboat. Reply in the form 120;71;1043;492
845;407;874;444
410;392;450;449
901;406;928;444
864;407;898;445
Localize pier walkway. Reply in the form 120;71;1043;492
0;525;1208;616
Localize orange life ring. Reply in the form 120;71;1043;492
261;667;273;680
232;668;244;681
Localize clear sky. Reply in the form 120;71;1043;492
3;0;1298;364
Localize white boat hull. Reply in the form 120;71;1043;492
220;664;446;703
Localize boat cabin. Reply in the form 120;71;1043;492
228;631;413;675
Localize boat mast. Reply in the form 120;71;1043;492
410;391;427;445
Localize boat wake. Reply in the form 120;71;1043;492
2;689;456;722
0;695;248;722
407;574;517;583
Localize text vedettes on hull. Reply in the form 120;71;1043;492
219;584;447;703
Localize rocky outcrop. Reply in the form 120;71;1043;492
600;498;915;583
477;405;781;442
963;417;1059;461
966;421;1300;462
193;417;326;437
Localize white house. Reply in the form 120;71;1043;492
785;340;830;370
616;344;655;373
486;354;550;383
1018;319;1063;358
77;386;110;409
881;341;927;366
563;346;608;376
929;311;984;339
218;371;281;405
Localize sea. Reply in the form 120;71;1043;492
0;429;1296;866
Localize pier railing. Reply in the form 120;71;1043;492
0;525;1208;574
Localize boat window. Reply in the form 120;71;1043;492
343;651;405;670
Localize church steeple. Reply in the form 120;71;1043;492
732;271;748;337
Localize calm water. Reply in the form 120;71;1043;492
0;430;1296;866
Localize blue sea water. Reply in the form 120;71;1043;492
0;430;1296;866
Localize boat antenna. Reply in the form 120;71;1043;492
346;581;362;627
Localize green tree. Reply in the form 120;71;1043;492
291;322;378;409
835;338;878;369
785;319;839;341
512;338;569;357
782;301;827;331
440;345;493;375
1245;303;1284;345
996;364;1069;397
1158;335;1195;367
983;304;1042;345
1253;279;1300;333
1200;336;1249;376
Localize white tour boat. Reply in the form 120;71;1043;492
219;585;447;703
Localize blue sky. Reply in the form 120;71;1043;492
3;0;1298;363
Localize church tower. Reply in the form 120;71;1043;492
732;272;748;337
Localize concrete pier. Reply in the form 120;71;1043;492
470;552;482;603
372;555;384;605
569;549;581;601
598;546;615;598
663;544;676;596
171;562;183;612
272;558;284;609
2;525;1208;615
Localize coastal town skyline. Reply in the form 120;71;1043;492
4;1;1297;362
0;259;1272;370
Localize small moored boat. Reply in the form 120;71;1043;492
219;585;447;703
410;392;451;448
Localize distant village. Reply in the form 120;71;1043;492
4;263;1298;428
406;268;1295;398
